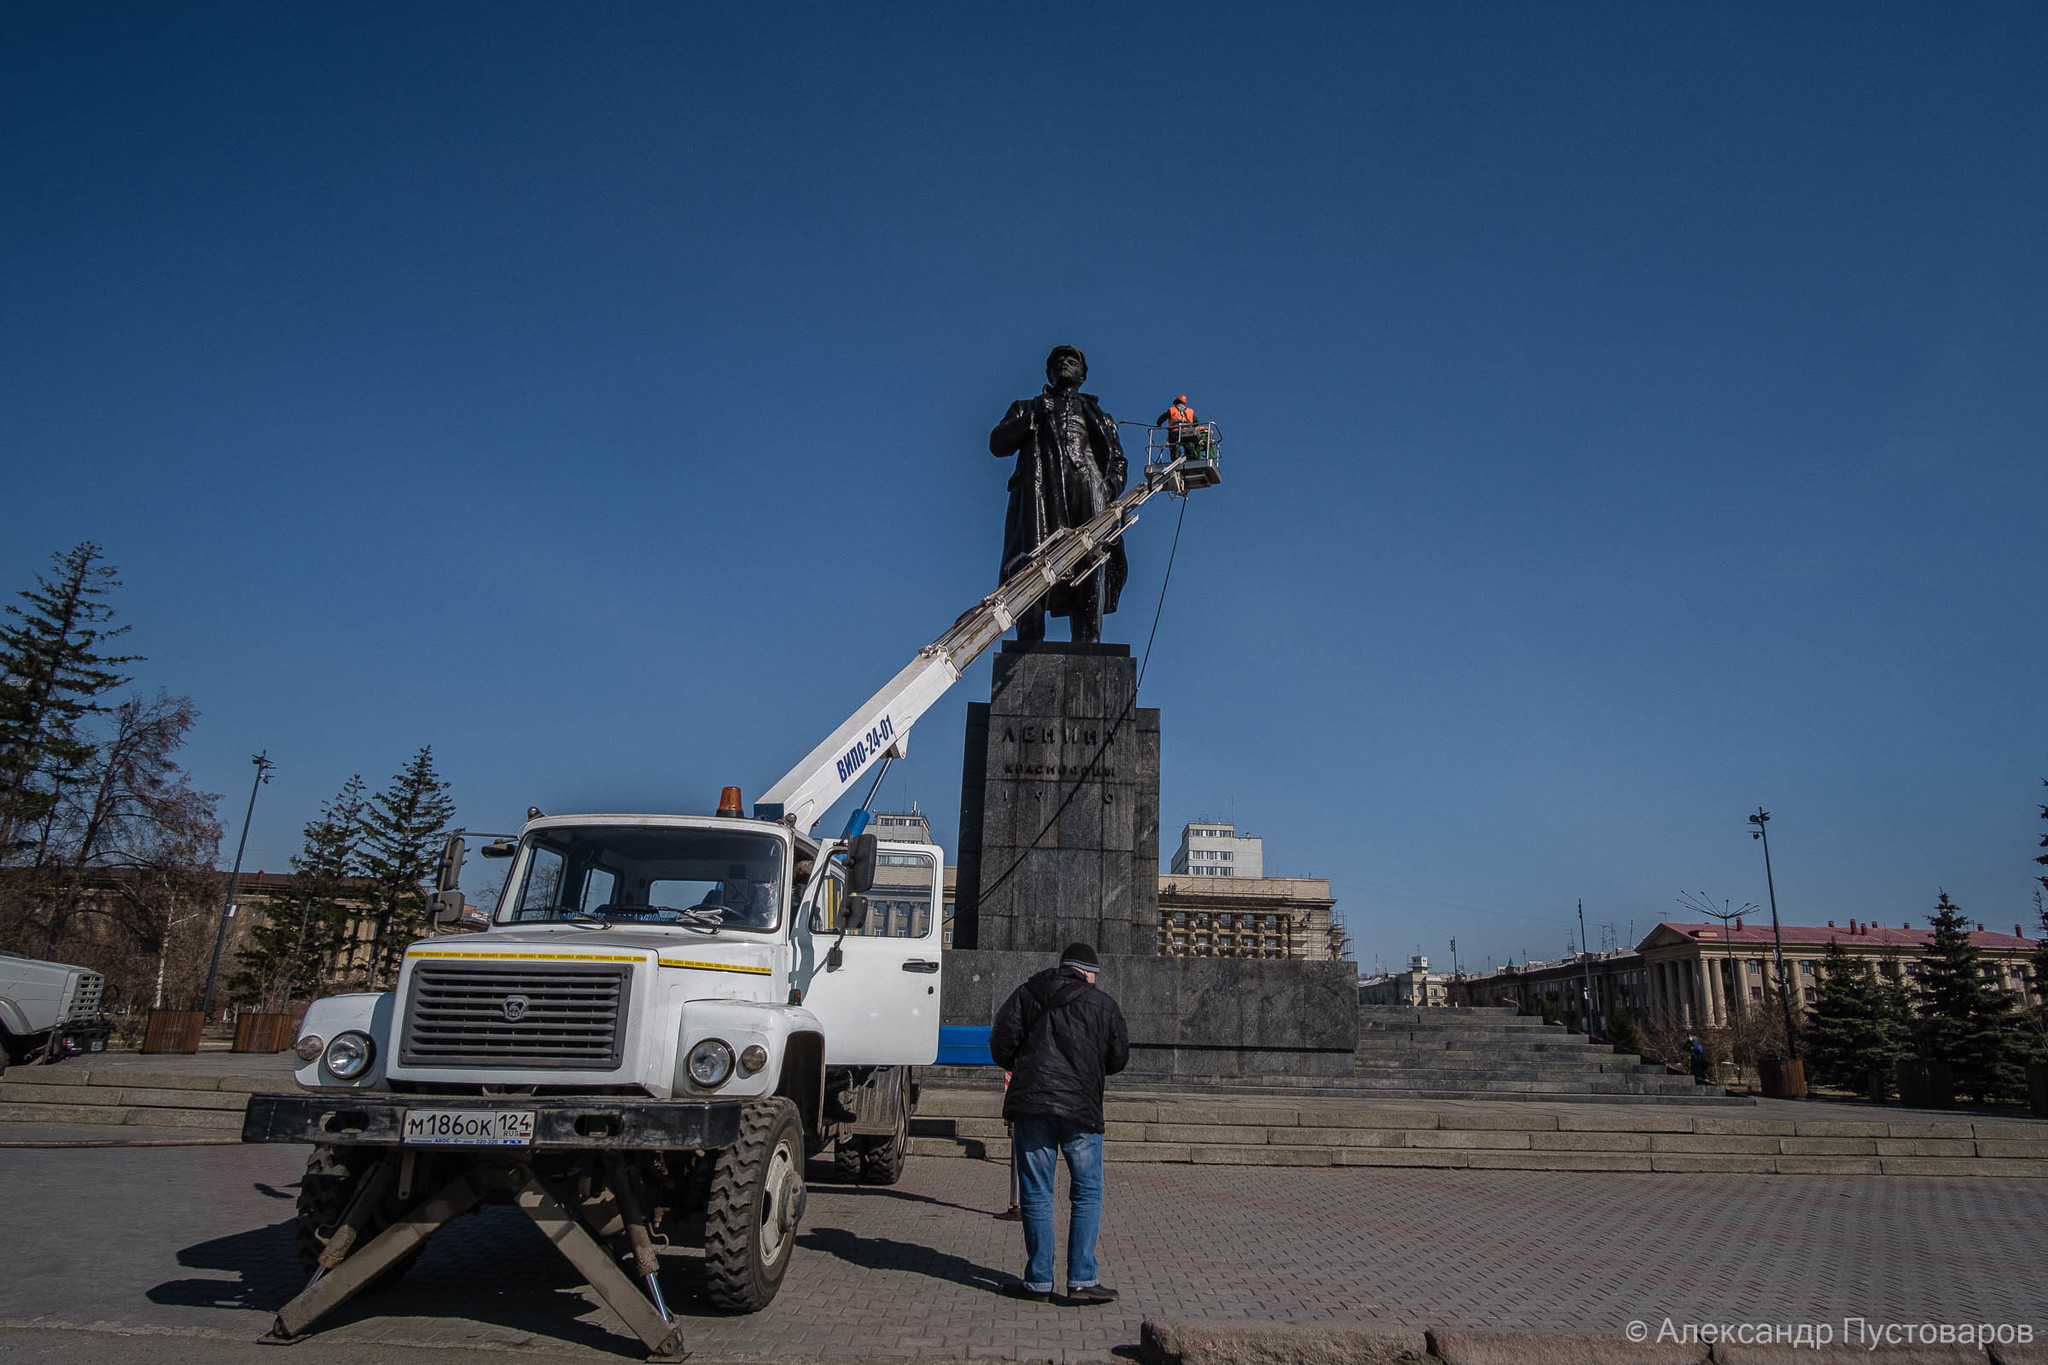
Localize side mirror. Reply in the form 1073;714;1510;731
843;894;871;933
436;834;466;892
845;833;880;894
431;889;467;926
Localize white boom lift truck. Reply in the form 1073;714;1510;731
241;450;1219;1358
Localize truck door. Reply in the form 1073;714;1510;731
796;841;942;1065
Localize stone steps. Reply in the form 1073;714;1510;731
1354;1009;1727;1100
0;1066;283;1131
921;1063;1734;1104
909;1086;2048;1176
1351;1058;1670;1076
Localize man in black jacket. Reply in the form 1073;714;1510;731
988;942;1130;1305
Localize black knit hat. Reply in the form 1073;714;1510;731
1059;942;1099;972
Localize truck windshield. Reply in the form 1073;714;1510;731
497;826;785;932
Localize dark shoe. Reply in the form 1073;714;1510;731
992;1205;1022;1222
1063;1285;1118;1306
1001;1282;1050;1303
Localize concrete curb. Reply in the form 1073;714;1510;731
1142;1320;1433;1365
1142;1321;2026;1365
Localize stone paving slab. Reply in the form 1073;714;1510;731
5;1142;2047;1361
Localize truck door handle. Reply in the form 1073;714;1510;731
902;960;939;973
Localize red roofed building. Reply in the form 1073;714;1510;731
1459;917;2039;1034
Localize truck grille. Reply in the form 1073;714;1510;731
399;962;632;1070
64;972;103;1022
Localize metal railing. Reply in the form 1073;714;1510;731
1144;419;1222;471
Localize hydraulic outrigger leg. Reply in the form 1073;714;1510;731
262;1158;688;1361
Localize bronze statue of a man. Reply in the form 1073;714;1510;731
988;346;1128;644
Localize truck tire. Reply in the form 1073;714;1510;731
830;1070;909;1185
1;1027;50;1066
704;1097;805;1312
858;1100;908;1185
295;1147;421;1293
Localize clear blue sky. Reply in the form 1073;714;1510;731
5;4;2043;975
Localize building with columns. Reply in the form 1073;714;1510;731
1358;954;1453;1006
937;864;1346;960
1457;917;2039;1034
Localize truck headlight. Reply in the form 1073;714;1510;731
294;1034;326;1063
323;1031;375;1080
739;1044;768;1075
687;1038;735;1088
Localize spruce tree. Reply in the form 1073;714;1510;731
1803;938;1904;1093
1914;892;2031;1102
1606;1000;1642;1054
1874;958;1915;1096
230;775;366;1012
2033;783;2048;1040
359;748;456;990
0;544;140;860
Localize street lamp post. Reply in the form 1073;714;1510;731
1748;807;1798;1059
1577;899;1597;1037
199;751;274;1021
1449;937;1459;1006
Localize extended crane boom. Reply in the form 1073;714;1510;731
755;454;1219;833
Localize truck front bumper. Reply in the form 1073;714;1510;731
56;1019;110;1057
243;1092;744;1151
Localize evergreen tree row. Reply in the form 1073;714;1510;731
0;542;458;1013
1804;891;2040;1103
227;748;457;1008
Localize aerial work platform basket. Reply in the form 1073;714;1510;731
1145;420;1222;490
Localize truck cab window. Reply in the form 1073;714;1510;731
501;826;785;932
847;851;936;939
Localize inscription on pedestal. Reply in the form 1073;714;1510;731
954;642;1159;957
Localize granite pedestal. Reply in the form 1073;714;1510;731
943;949;1361;1080
945;640;1360;1080
952;641;1159;958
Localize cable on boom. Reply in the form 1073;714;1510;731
971;492;1191;912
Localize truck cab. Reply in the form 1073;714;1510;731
0;952;111;1067
297;812;940;1122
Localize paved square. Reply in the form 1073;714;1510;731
2;1144;2044;1360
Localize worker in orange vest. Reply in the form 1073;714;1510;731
1157;395;1203;460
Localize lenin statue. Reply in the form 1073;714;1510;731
988;346;1128;644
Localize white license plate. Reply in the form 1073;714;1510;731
402;1108;535;1147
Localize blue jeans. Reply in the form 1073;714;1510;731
1012;1115;1104;1292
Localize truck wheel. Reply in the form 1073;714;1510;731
832;1137;865;1181
1;1028;51;1066
704;1097;805;1312
295;1147;420;1294
858;1100;908;1186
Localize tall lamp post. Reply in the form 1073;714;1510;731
1577;899;1597;1037
1747;807;1798;1059
199;751;274;1021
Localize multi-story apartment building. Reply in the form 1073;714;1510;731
1154;873;1345;960
1168;820;1264;879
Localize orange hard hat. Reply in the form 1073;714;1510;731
1176;395;1187;403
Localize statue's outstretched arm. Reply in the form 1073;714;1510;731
989;400;1030;457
